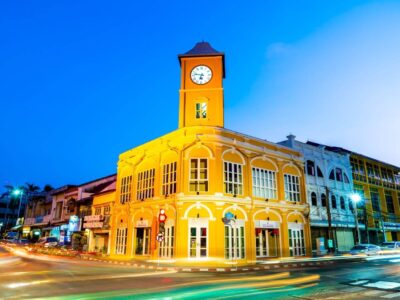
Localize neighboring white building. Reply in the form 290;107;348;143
279;135;356;252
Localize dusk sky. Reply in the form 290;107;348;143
1;1;399;191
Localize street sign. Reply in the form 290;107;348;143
156;233;164;242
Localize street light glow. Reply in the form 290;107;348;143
12;189;22;196
351;193;361;202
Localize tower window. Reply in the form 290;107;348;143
195;103;207;119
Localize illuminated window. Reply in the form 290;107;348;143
120;175;132;204
189;158;208;192
195;102;207;119
104;205;110;215
224;162;243;195
95;207;101;215
252;167;277;199
284;174;300;202
137;169;155;201
162;162;177;196
115;228;127;255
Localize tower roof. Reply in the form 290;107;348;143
178;41;225;77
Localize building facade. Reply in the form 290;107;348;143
279;136;357;252
109;42;312;266
348;152;400;244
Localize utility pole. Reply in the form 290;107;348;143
326;187;335;253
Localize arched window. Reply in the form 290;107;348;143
331;195;337;209
329;170;335;180
335;168;343;182
343;173;350;183
321;194;327;207
306;160;315;176
311;192;317;206
317;167;324;178
340;196;346;210
349;198;354;211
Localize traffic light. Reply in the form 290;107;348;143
159;209;167;223
158;209;167;235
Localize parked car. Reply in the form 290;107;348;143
16;239;31;245
36;237;58;248
349;244;381;255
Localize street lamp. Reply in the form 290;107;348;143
351;193;361;245
12;189;24;224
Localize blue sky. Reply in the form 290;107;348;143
1;0;399;190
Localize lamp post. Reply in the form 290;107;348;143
351;193;361;245
12;189;24;224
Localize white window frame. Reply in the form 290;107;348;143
115;227;127;255
252;167;277;199
284;174;300;202
288;224;306;256
224;220;245;260
189;158;209;192
188;218;208;259
159;223;175;258
224;161;243;195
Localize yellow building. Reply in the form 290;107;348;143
350;153;400;243
109;42;311;266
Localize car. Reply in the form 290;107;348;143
16;239;31;245
379;241;400;254
36;237;58;248
381;241;400;249
349;244;381;255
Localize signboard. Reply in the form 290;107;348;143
84;215;103;222
136;220;149;228
254;220;280;229
83;222;104;229
68;215;80;232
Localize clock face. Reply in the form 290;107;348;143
190;65;212;85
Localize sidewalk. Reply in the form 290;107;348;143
0;243;370;273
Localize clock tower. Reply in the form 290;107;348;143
178;42;225;128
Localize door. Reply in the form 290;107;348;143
225;221;245;260
256;228;279;257
188;218;208;258
289;228;305;256
135;227;151;255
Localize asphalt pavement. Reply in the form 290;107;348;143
2;246;400;299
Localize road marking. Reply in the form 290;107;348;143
350;280;370;285
382;292;400;298
365;281;400;289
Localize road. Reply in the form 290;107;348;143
2;247;400;299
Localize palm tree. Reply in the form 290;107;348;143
42;184;54;193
